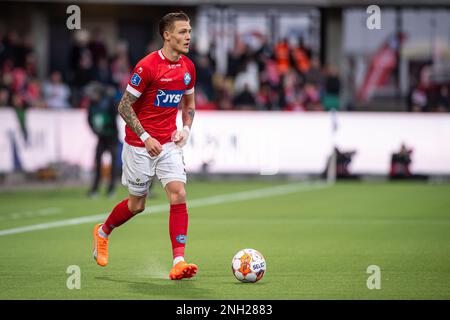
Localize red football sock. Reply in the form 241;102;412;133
101;199;134;235
169;203;188;259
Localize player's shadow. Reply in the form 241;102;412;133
231;281;268;286
95;276;213;298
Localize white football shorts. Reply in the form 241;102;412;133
121;141;187;196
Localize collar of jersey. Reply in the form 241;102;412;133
158;49;182;64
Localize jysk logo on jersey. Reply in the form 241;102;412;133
184;72;191;86
131;73;141;86
154;89;184;107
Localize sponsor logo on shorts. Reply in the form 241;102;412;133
176;234;187;244
128;179;146;187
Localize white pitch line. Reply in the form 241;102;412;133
0;182;328;237
0;207;63;221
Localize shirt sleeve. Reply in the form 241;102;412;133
126;60;153;98
185;60;196;95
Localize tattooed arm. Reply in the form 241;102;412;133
181;93;195;129
118;91;144;136
118;91;162;156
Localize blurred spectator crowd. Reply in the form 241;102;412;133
0;30;43;113
0;28;449;113
189;36;341;112
0;28;132;113
407;64;450;113
0;29;340;113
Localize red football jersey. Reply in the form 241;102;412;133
125;49;196;147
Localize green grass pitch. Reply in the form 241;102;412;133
0;180;449;299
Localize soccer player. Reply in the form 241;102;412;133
92;11;197;280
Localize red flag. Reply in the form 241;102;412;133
357;34;403;103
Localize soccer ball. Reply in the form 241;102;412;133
231;248;266;283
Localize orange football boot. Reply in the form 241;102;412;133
93;223;108;267
169;261;198;280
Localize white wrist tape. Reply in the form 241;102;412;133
183;126;190;134
139;132;150;142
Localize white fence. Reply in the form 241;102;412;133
1;109;449;175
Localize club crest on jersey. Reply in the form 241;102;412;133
131;73;141;86
154;89;184;107
184;72;191;86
